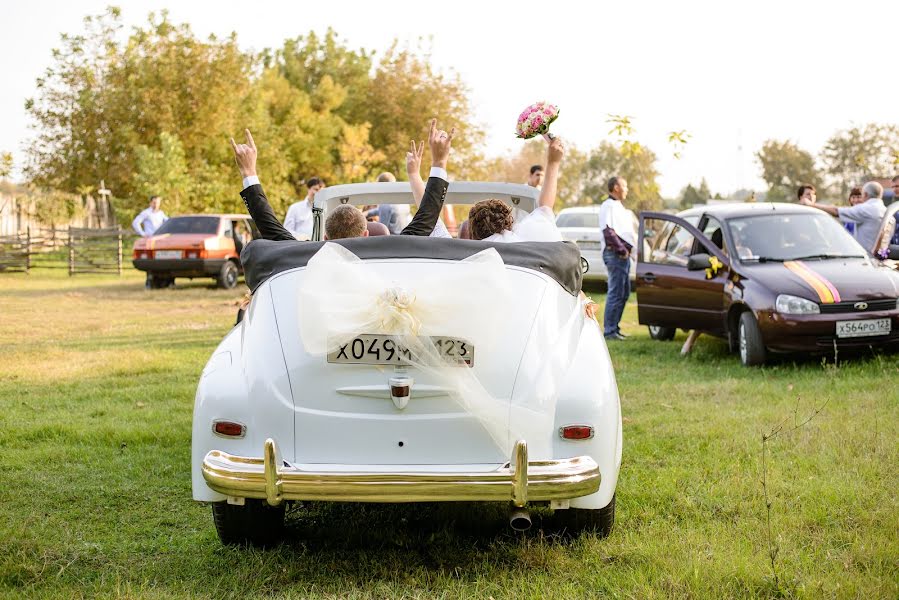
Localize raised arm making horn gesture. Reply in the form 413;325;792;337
405;118;456;238
231;129;295;241
230;121;454;241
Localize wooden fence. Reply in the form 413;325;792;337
0;227;135;275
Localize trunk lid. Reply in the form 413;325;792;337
267;261;554;465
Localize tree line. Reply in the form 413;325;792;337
18;8;896;223
20;7;678;222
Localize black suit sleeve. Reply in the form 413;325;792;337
400;176;449;237
239;184;296;242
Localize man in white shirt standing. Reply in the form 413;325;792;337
283;177;325;240
132;195;168;237
599;177;636;341
801;180;886;254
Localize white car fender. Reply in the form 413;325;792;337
191;283;295;501
552;317;622;509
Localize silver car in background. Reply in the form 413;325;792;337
556;207;608;282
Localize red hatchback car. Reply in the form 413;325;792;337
636;203;899;366
132;214;259;289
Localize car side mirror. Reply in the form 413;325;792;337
687;253;712;271
580;256;589;275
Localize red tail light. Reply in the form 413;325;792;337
213;420;246;438
559;425;594;440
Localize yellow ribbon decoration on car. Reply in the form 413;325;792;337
705;256;723;280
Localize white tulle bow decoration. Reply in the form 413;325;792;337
294;242;581;454
377;286;421;336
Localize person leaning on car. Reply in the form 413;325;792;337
229;118;455;242
800;181;886;253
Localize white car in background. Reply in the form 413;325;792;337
556;207;607;282
192;183;623;546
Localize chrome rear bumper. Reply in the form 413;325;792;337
202;438;600;507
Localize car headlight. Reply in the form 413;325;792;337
775;294;820;315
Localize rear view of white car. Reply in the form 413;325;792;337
192;183;622;545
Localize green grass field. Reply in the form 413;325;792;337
1;272;896;599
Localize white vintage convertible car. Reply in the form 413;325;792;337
192;183;622;545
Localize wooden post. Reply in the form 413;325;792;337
68;229;74;276
97;181;112;228
117;230;123;275
25;226;31;274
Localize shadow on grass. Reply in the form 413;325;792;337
190;501;600;596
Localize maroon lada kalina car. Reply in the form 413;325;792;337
636;202;899;366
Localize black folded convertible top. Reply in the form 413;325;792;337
241;237;583;296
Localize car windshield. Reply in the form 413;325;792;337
556;213;599;228
727;213;866;262
154;216;220;235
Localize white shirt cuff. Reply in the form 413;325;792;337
242;175;260;190
429;167;448;181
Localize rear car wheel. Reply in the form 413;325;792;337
738;312;766;366
212;500;285;546
648;325;676;341
148;274;174;289
555;495;615;538
217;261;239;289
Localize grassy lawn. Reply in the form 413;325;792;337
1;271;896;599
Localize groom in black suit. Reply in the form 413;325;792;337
230;119;455;241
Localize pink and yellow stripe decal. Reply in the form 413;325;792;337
783;261;841;303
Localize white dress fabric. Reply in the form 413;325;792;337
484;206;562;243
295;243;578;453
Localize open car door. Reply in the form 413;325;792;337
872;201;899;261
637;212;731;334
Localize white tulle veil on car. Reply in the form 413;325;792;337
296;242;582;455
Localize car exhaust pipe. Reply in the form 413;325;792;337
509;507;532;531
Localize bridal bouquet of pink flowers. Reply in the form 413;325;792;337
516;101;560;140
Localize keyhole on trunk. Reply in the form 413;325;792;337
398;441;404;447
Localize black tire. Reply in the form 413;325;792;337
738;311;766;366
147;274;173;289
211;500;286;546
555;495;615;538
648;324;676;341
217;261;239;289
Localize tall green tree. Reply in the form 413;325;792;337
0;152;12;181
272;29;373;125
820;123;899;197
364;42;485;179
756;140;819;202
25;8;257;217
580;141;661;211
